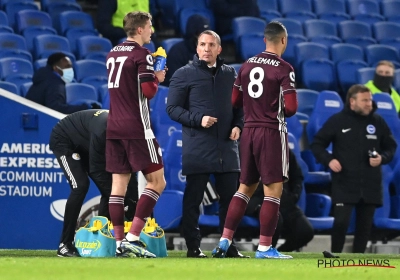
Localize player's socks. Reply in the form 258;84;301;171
125;232;139;242
128;188;159;236
221;192;250;240
257;245;271;252
259;196;280;247
109;195;125;241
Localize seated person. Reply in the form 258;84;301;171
210;0;260;37
365;60;400;116
245;149;314;252
26;52;99;114
97;0;151;46
163;14;209;86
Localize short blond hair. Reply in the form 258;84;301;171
123;11;152;37
376;60;395;70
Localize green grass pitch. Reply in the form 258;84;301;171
1;250;400;280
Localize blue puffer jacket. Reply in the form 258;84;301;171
166;54;243;175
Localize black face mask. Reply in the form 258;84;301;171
373;73;393;93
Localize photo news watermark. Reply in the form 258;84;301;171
317;259;396;268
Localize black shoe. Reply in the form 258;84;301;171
57;243;81;257
226;247;250;258
187;248;207;258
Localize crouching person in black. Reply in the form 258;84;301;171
50;109;138;257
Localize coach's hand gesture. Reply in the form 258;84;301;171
202;116;217;128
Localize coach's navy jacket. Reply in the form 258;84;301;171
166;54;243;175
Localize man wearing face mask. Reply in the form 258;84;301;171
365;60;400;116
26;52;101;114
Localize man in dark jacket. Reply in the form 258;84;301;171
50;109;138;257
311;84;397;253
163;14;209;86
26;52;99;114
167;30;245;258
246;149;314;252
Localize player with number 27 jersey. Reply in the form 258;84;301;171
106;41;157;140
232;51;297;131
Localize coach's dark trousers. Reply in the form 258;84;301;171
182;172;239;250
331;200;376;253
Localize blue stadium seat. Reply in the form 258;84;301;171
238;33;265;61
344;36;377;49
149;85;168;114
310;35;342;48
0;49;32;63
336;59;369;96
271;18;304;36
381;0;400;23
338;20;372;40
286;114;303;141
65;29;98;55
15;10;54;34
373;165;400;230
74;60;107;82
47;2;82;33
330;43;364;63
19;81;32;97
257;0;278;12
33;34;71;60
161;38;184;54
373;22;400;43
306;193;334;230
0;25;13;34
65;83;101;108
153;190;184;231
394;69;400;89
356;67;375;84
76;35;112;60
279;0;312;15
319;13;351;25
43;0;81;12
304;19;337;38
260;10;281;22
0;10;8;26
179;8;214;36
286;11;317;24
101;89;109;109
365;45;400;67
232;17;266;45
33;58;47;71
313;0;346;15
347;0;380;17
0;57;33;80
372;93;400;169
281;34;307;69
0;81;18;95
143;41;156;53
173;0;207;18
23;27;57;54
0;33;30;60
163;130;186;192
97;84;109;104
5;75;32;91
353;13;385;25
296;89;319;117
306;90;343;145
4;1;38;31
288;132;331;185
58;11;96;35
151;86;182;150
295;42;330;70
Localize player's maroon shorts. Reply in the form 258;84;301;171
106;138;163;174
239;127;289;185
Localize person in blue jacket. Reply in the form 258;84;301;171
167;30;245;258
26;52;100;114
